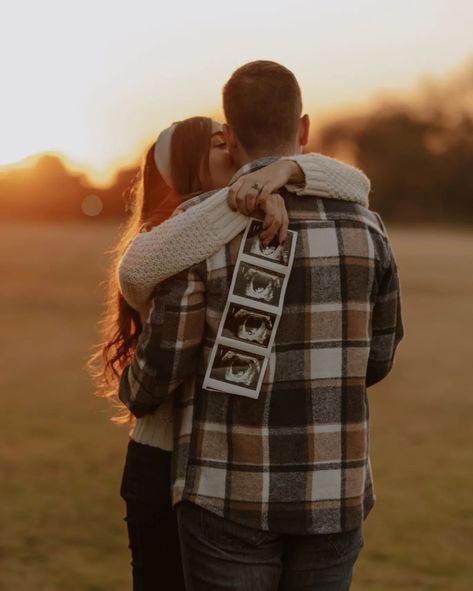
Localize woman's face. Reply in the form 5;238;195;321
205;121;236;190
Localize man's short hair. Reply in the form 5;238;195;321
223;60;302;154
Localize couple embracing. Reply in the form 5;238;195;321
94;60;403;590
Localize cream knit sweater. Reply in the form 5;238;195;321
119;153;371;451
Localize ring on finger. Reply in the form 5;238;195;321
251;183;262;193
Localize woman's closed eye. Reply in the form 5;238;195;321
211;131;226;149
211;140;227;149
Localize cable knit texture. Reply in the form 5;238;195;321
118;189;248;314
283;153;370;203
119;153;370;312
122;153;371;450
130;397;174;449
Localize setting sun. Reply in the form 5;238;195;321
1;0;473;186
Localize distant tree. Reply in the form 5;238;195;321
315;104;473;222
0;155;138;221
2;61;472;223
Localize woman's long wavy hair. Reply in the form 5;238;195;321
89;116;213;424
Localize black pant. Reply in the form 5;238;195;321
120;439;185;591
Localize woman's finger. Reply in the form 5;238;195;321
260;196;283;244
278;196;289;244
261;214;280;245
228;180;242;211
259;179;278;195
245;188;259;214
255;189;270;212
257;182;272;200
232;181;251;215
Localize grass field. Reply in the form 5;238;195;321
1;221;472;591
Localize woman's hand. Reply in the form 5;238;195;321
257;192;289;245
228;159;304;214
228;159;304;244
228;188;288;245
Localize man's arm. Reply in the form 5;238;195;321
366;241;404;387
118;265;206;417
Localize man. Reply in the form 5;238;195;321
119;61;403;590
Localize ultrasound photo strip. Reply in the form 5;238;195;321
241;219;296;270
203;218;298;399
233;262;285;309
222;303;276;348
206;344;268;400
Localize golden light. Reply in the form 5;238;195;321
1;0;472;186
81;195;103;217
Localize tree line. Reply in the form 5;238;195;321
2;65;472;224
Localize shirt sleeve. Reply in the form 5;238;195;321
283;153;371;206
118;154;371;313
366;241;404;387
118;188;247;311
118;264;206;417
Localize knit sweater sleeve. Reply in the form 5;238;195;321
118;188;248;310
283;153;370;206
118;153;371;311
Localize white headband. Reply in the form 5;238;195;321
154;123;178;188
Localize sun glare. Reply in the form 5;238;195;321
1;0;472;186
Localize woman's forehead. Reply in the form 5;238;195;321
211;120;224;134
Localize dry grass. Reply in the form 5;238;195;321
0;221;472;591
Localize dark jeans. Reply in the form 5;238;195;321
120;439;185;591
177;501;364;591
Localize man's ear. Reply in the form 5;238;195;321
298;114;310;148
223;123;238;150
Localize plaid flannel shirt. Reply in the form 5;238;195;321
119;158;404;534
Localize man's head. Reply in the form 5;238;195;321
222;60;310;164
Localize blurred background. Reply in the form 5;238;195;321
1;1;472;589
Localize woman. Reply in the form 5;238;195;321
93;116;370;590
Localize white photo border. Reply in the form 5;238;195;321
203;218;298;399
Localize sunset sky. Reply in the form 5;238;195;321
1;0;472;185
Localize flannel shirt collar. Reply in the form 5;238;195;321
229;156;280;184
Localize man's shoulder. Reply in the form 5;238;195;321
284;190;387;238
324;198;387;235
